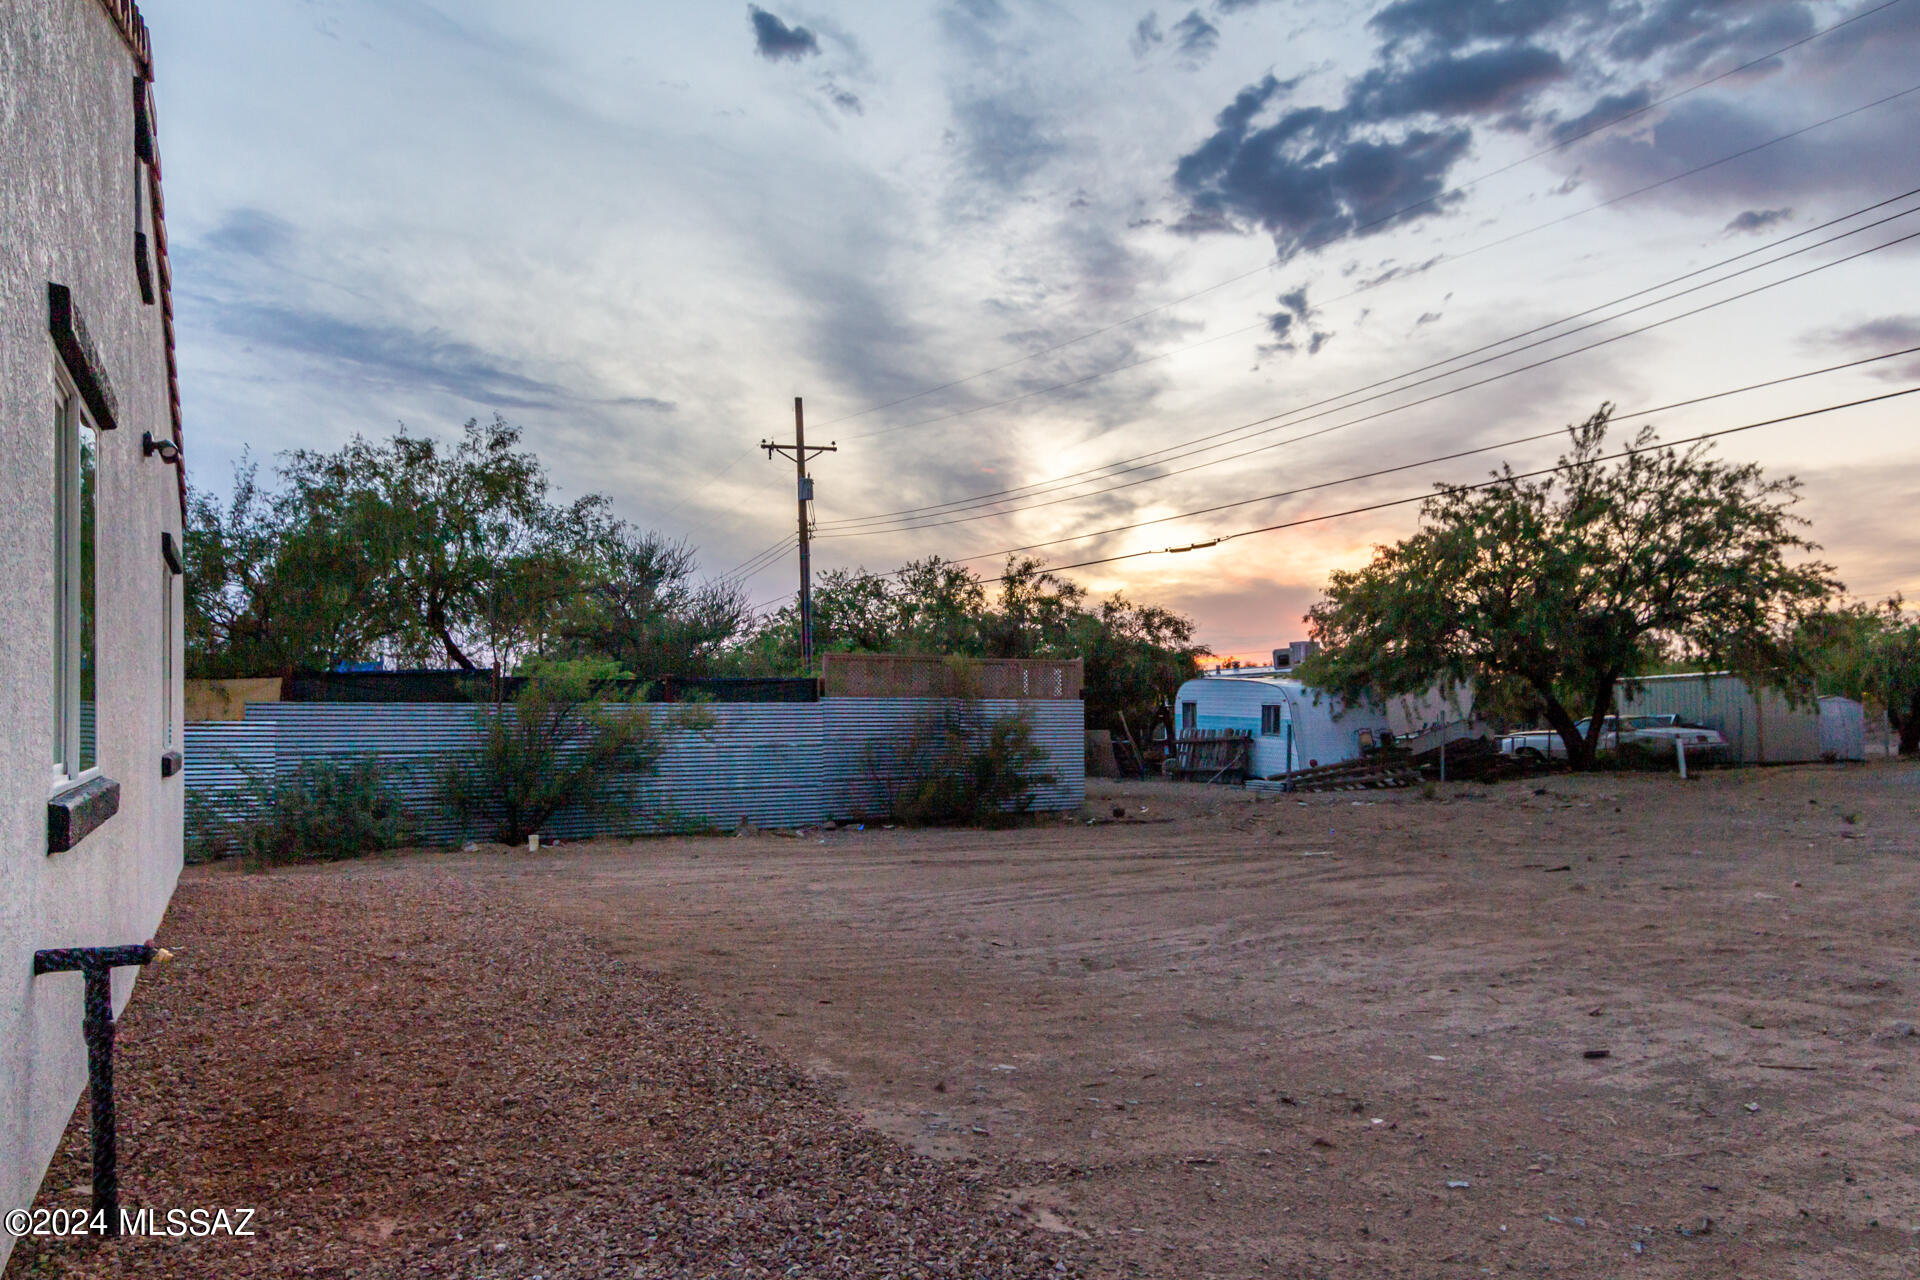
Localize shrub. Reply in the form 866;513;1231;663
184;786;243;864
235;756;416;866
867;700;1054;826
437;659;680;845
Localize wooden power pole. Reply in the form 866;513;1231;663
762;397;836;664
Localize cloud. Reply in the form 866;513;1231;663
1170;10;1221;63
822;78;864;115
1724;206;1791;234
1168;0;1891;261
1260;286;1332;355
1815;315;1920;380
1348;44;1568;120
1131;12;1163;58
1606;0;1816;73
1170;12;1573;258
1172;74;1473;255
951;93;1062;191
204;298;674;416
202;208;297;260
748;5;820;61
1547;86;1655;144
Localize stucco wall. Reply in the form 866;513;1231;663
1;0;183;1263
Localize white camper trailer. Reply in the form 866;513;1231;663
1174;673;1394;778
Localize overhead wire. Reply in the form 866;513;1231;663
719;532;797;581
816;220;1920;539
938;344;1920;564
848;79;1920;445
974;385;1920;582
813;0;1915;432
821;183;1920;531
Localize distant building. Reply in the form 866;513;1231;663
1;0;185;1260
1616;673;1859;765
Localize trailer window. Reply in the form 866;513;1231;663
1260;705;1286;735
1180;701;1197;732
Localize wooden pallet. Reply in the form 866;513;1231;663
1172;729;1252;783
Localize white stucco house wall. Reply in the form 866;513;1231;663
2;0;185;1263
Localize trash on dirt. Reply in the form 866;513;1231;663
1544;865;1573;873
1446;1180;1471;1189
1744;1101;1761;1112
1426;1055;1448;1062
1583;1049;1611;1060
461;841;479;853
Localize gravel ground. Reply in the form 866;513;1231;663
6;873;1089;1279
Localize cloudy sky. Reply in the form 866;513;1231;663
150;0;1920;659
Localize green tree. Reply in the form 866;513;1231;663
550;527;750;677
186;420;749;679
185;456;386;676
279;416;598;672
1303;408;1839;769
1799;598;1920;755
1072;594;1208;738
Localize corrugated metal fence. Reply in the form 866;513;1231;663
185;698;1084;845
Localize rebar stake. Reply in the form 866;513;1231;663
32;944;169;1235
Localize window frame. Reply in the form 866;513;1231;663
1260;703;1289;736
52;365;101;793
161;557;176;750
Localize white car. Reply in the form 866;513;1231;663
1500;714;1728;760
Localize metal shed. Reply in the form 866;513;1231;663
1818;696;1866;762
1173;674;1393;778
1614;673;1824;765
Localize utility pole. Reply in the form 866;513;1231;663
762;396;836;665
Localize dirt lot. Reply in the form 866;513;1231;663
13;762;1920;1278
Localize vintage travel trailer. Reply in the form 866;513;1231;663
1173;672;1395;778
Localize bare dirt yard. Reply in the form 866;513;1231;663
12;761;1920;1279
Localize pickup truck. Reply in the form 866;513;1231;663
1499;714;1728;760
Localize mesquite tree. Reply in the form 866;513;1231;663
1304;407;1839;769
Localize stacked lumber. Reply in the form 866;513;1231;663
1269;753;1423;793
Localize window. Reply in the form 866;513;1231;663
53;375;100;787
162;563;175;749
1260;704;1288;736
1180;701;1198;733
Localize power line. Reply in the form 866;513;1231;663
719;532;797;581
821;185;1920;530
978;385;1920;582
938;344;1920;564
850;80;1920;445
815;0;1914;432
818;221;1920;539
